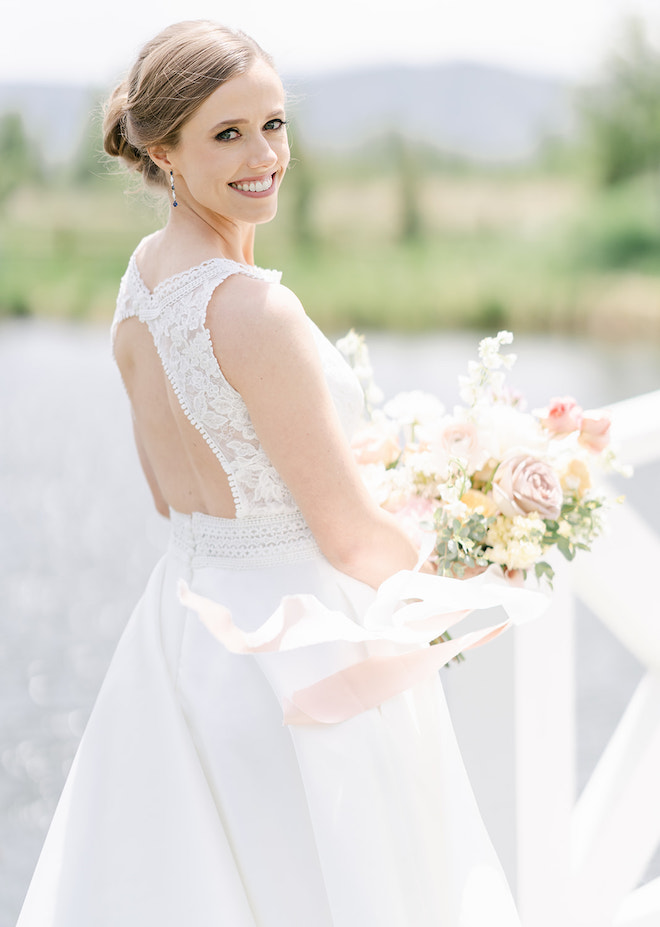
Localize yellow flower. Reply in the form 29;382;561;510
460;489;498;517
557;519;573;538
471;458;498;488
560;459;591;498
485;514;545;571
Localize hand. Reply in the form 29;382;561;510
460;564;489;580
502;568;524;587
419;560;487;579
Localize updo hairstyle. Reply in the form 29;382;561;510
103;21;272;191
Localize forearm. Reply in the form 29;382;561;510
320;507;420;589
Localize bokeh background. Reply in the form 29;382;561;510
2;1;660;923
2;0;660;335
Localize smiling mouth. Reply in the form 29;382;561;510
229;174;275;194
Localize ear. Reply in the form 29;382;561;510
146;145;174;172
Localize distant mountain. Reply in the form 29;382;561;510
0;62;577;165
286;62;576;161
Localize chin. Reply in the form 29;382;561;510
255;203;280;225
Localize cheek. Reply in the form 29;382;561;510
194;152;238;196
178;150;217;184
278;137;291;171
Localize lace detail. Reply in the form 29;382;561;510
111;247;364;520
169;509;321;569
138;257;280;308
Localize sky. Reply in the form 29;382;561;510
4;0;660;87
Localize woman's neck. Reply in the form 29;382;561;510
165;203;256;265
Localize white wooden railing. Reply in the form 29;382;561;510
445;389;660;927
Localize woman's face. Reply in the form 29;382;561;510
166;58;290;225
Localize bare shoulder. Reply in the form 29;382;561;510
206;274;312;378
208;273;306;332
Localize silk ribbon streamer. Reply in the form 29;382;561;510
179;566;548;726
281;620;511;725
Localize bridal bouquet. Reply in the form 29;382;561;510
337;329;629;586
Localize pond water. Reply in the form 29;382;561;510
1;320;658;924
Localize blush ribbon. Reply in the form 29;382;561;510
178;565;548;726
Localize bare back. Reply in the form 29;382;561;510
115;315;237;517
111;243;302;521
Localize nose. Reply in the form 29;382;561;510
246;132;279;171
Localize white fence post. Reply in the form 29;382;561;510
444;391;660;926
571;672;660;926
515;557;576;926
513;390;660;926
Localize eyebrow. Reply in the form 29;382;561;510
210;118;248;132
209;110;286;133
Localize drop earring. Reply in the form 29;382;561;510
169;170;178;207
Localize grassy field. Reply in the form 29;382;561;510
2;161;660;340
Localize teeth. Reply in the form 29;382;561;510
231;176;273;193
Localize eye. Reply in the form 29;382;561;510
264;118;287;132
215;127;240;142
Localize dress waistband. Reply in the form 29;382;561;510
168;509;321;569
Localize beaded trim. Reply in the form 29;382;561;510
147;314;247;517
169;509;321;569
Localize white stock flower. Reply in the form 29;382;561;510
458;361;482;407
365;382;385;408
336;330;383;416
478;331;516;370
406;450;438;479
335;329;364;358
475;404;547;461
358;462;397;507
439;488;468;520
384;391;445;428
438;474;467;507
460;332;517;408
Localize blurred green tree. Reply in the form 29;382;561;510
391;133;424;242
71;98;106;186
286;128;318;249
0;112;43;201
579;18;660;186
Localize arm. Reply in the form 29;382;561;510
208;277;419;588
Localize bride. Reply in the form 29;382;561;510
17;20;529;926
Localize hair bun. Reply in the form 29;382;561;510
102;82;148;173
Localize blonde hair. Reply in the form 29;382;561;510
103;20;273;190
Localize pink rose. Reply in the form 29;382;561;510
578;415;611;453
492;455;563;520
430;420;485;476
542;397;583;436
389;496;437;546
351;425;400;466
440;422;479;460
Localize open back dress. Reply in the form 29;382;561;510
16;247;530;927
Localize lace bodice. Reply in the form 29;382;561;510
112;250;365;519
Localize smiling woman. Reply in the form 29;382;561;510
15;19;530;927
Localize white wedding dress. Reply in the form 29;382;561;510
16;251;530;926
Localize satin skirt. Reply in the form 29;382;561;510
17;510;521;926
